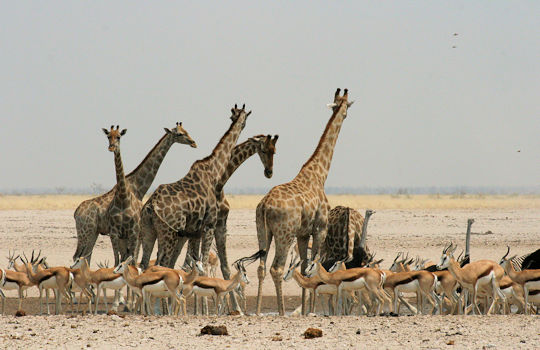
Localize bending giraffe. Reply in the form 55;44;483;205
140;104;251;270
73;122;196;263
177;134;279;312
322;207;375;270
253;88;354;316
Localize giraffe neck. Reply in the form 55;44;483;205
113;149;130;207
216;139;258;193
126;133;174;200
297;109;345;184
189;114;247;185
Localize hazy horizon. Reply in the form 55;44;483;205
1;2;539;194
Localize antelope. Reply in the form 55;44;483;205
327;260;380;315
431;269;460;314
113;258;147;314
144;254;205;315
382;267;440;315
0;267;35;314
438;243;506;315
208;250;219;278
284;254;337;315
499;246;540;314
114;256;184;315
23;251;73;315
72;256;127;314
184;252;260;315
305;258;389;315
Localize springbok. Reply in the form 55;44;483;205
305;258;388;315
284;254;337;315
72;256;127;314
499;246;540;314
184;252;260;315
23;252;73;315
144;254;205;315
0;267;35;314
438;243;506;315
114;256;184;315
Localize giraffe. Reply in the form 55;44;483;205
253;88;354;316
73;122;196;263
179;134;279;312
101;125;144;266
139;104;251;270
321;207;375;270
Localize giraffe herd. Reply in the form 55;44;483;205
69;89;354;315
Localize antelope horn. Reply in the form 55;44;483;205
502;246;510;260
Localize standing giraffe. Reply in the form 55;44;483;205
73;122;196;263
321;207;374;270
140;104;251;269
254;88;354;316
179;134;279;312
101;125;143;266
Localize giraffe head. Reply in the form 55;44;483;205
164;122;197;148
327;88;354;118
230;104;252;127
251;134;279;178
102;125;127;153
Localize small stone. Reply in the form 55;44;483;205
304;328;323;339
356;329;361;335
71;325;77;329
15;310;26;317
447;340;455;345
271;336;283;341
200;325;229;336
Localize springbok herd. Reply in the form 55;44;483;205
1;88;539;317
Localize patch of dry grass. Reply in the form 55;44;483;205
0;194;538;211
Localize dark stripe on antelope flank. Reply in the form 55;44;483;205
343;274;366;283
38;273;55;284
141;277;164;288
528;289;540;296
499;281;513;289
100;274;122;282
477;266;493;279
193;280;217;289
5;277;21;285
394;273;420;287
316;281;326;288
526;275;540;283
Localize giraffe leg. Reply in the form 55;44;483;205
140;214;157;269
215;224;241;313
110;235;123;267
181;238;200;269
297;235;310;315
74;217;99;263
256;233;272;315
270;237;294;316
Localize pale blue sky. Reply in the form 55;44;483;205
1;1;539;193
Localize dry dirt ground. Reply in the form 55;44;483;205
0;208;539;349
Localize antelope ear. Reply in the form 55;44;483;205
120;129;127;136
347;100;355;107
326;103;337;109
102;128;109;135
164;128;172;134
272;135;279;145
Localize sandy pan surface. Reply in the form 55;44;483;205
0;207;539;349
